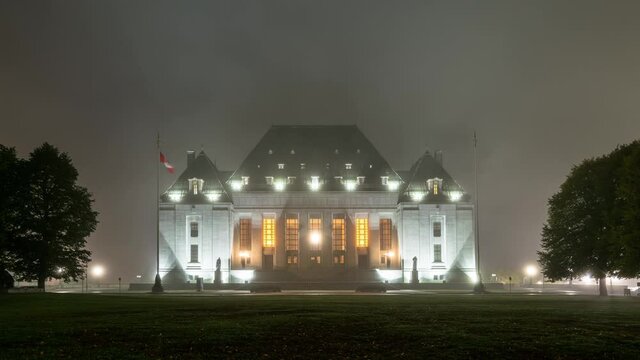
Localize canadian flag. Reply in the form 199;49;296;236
160;152;175;174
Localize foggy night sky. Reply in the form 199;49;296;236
1;1;639;282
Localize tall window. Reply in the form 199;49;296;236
285;217;299;251
433;222;442;238
190;222;199;238
332;217;345;265
239;219;251;251
332;218;345;251
309;216;322;251
356;216;369;248
263;217;275;248
434;244;442;263
380;219;391;251
190;244;198;263
189;178;204;195
187;217;200;263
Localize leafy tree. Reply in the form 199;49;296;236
11;143;98;289
539;141;640;295
0;145;20;290
615;141;640;278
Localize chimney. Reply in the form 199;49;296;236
187;150;196;167
435;150;443;166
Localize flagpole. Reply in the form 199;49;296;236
473;131;485;293
152;132;164;293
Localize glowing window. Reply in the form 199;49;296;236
190;244;198;263
265;176;274;185
262;217;275;248
356;217;369;248
309;216;322;251
345;163;352;170
381;176;389;185
433;181;439;195
239;219;251;251
242;176;250;185
380;219;391;251
189;178;204;195
278;163;285;169
287;176;296;184
332;218;345;251
357;176;365;185
285;217;299;251
300;163;306;170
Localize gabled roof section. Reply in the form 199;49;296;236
162;151;232;204
228;125;402;191
398;150;468;203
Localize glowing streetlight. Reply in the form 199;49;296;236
525;265;537;277
92;265;105;278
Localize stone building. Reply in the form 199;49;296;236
159;125;476;284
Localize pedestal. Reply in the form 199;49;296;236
214;270;222;285
411;270;419;284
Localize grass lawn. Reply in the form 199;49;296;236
1;293;639;359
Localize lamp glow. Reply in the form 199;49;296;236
387;180;400;191
205;192;221;201
448;190;463;202
344;180;357;191
309;231;321;245
309;176;320;191
385;251;394;257
168;192;182;202
525;265;537;277
92;265;105;278
274;179;285;191
410;191;425;202
230;180;243;191
239;251;250;258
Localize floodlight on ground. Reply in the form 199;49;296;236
168;191;182;202
387;180;400;191
448;190;463;202
230;180;243;191
410;191;425;202
273;179;285;191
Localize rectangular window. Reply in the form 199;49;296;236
278;163;285;169
357;176;365;185
239;219;251;251
285;217;299;251
333;254;344;264
263;217;275;248
433;181;439;195
381;176;388;185
380;219;391;251
190;244;198;263
242;176;250;185
265;176;274;185
434;244;442;263
433;222;442;238
345;163;352;170
287;176;296;184
309;216;322;251
190;222;199;238
287;255;298;264
332;218;345;251
356;217;369;248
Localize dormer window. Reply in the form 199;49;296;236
188;178;204;195
265;176;274;185
345;163;352;170
381;176;389;185
357;176;365;185
242;176;250;185
300;163;306;170
334;176;343;183
268;149;273;155
287;176;296;184
427;178;443;195
278;163;285;170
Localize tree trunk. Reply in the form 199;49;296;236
37;276;46;290
598;276;608;296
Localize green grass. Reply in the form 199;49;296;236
1;293;639;359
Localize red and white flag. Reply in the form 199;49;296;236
160;152;174;173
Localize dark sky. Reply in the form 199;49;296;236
2;1;639;282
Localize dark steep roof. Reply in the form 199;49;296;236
161;151;232;203
228;125;402;191
397;150;468;203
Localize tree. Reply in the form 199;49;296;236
11;143;98;289
538;141;640;295
615;142;640;278
0;145;20;290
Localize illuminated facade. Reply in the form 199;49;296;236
159;125;476;284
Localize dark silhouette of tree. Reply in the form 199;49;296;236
539;141;639;296
11;143;98;289
615;142;640;278
0;145;19;291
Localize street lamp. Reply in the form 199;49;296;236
92;265;105;288
385;251;394;268
524;265;537;286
